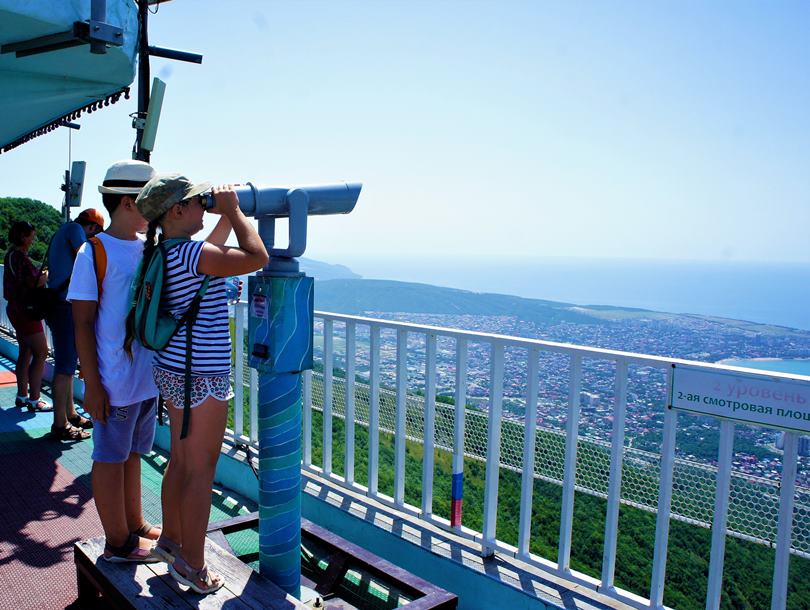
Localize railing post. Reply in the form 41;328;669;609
394;329;408;506
451;338;468;529
368;326;381;496
249;368;258;442
233;302;245;437
422;333;437;517
302;369;312;467
649;366;677;609
344;321;356;485
557;354;583;572
771;431;798;610
481;342;504;556
706;420;735;610
518;347;540;557
601;359;629;592
322;319;334;476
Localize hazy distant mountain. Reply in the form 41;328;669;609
299;258;361;281
315;278;623;325
314;278;809;337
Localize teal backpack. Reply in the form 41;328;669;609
130;237;209;439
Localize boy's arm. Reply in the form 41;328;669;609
73;300;110;423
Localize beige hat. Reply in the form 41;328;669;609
98;160;157;195
135;173;212;222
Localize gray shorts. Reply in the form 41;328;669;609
91;398;158;463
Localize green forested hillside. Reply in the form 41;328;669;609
227;384;809;610
307;411;809;610
0;197;62;263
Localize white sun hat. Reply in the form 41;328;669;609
98;160;157;195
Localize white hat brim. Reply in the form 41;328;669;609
98;185;144;195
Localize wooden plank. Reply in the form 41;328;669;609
301;518;451;602
206;530;235;556
313;552;350;596
145;559;255;610
75;535;306;610
75;538;188;609
207;512;259;535
201;537;306;609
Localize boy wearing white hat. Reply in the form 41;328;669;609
69;160;162;562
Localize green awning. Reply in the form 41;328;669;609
0;0;139;153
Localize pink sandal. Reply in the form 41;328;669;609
169;555;224;594
102;533;160;563
154;536;181;564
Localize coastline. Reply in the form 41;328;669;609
717;357;810;364
716;357;810;376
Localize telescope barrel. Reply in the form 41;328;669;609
199;180;362;263
227;182;362;218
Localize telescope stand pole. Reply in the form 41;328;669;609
258;370;302;599
250;268;313;600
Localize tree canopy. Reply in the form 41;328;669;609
0;197;62;264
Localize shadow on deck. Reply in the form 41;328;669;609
0;355;257;609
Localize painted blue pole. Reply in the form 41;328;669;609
258;371;302;597
249;272;314;599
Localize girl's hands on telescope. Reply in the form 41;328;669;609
207;184;240;217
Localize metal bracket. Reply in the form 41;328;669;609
0;20;123;58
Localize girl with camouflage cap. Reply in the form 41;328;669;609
128;174;268;594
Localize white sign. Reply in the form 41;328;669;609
670;364;810;433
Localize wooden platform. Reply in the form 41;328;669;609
74;536;308;609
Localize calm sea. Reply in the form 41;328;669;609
721;359;810;376
338;257;810;331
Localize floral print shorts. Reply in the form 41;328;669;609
153;368;234;409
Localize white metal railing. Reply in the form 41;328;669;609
278;308;805;610
0;278;804;610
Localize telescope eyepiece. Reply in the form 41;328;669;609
200;192;216;210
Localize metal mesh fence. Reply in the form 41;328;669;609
229;309;809;558
303;369;810;558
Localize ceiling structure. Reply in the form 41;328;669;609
0;0;139;154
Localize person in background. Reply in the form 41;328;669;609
45;208;104;441
70;160;162;562
2;221;51;412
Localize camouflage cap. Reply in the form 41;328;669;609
135;173;212;222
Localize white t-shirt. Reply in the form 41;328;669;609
67;233;158;406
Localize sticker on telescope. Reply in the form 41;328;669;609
251;294;268;319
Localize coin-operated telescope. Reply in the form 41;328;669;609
201;182;361;272
204;180;361;600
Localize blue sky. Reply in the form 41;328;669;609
1;1;808;264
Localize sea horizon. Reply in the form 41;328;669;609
332;256;810;331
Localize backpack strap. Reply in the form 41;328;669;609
34;233;57;286
88;237;107;302
157;239;210;440
178;274;210;440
